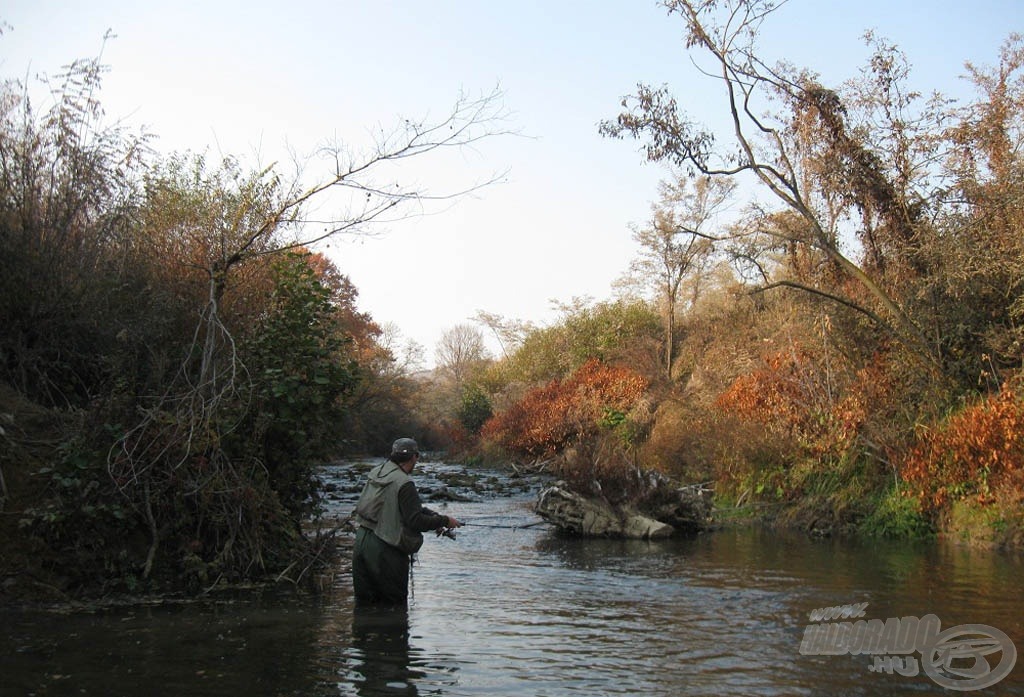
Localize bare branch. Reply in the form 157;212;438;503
604;0;942;371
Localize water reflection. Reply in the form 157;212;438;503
347;606;424;696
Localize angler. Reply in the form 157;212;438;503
351;438;463;606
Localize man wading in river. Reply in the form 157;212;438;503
352;438;463;605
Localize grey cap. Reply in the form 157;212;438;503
390;437;419;456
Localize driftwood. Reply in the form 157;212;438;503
535;476;713;539
509;458;553;477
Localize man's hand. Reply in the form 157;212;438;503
446;516;464;529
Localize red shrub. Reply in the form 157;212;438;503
901;379;1024;511
480;359;647;460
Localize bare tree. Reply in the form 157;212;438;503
624;174;734;378
376;322;427;378
435;324;490;387
472;310;535;359
195;88;509;393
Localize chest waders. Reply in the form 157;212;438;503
352;461;420;604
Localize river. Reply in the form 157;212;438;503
2;458;1022;696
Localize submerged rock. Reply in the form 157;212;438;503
535;478;713;539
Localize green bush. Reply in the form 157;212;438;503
457;384;493;434
237;252;361;517
859;487;933;539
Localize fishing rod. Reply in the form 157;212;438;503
435;517;548;539
462;520;548;530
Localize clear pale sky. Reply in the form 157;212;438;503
3;1;1019;364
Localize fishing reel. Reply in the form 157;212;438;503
435;526;457;540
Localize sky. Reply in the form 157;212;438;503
3;1;1019;365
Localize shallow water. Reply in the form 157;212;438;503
3;458;1022;696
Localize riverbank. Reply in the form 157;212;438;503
710;477;1024;552
0;456;544;607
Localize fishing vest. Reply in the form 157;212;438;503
353;461;424;554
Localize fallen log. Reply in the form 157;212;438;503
535;477;713;539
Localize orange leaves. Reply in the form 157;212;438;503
900;379;1024;511
715;351;806;430
480;359;648;459
714;347;885;457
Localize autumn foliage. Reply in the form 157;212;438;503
714;346;886;459
480;359;648;461
900;378;1024;512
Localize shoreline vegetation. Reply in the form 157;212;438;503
4;1;1024;602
